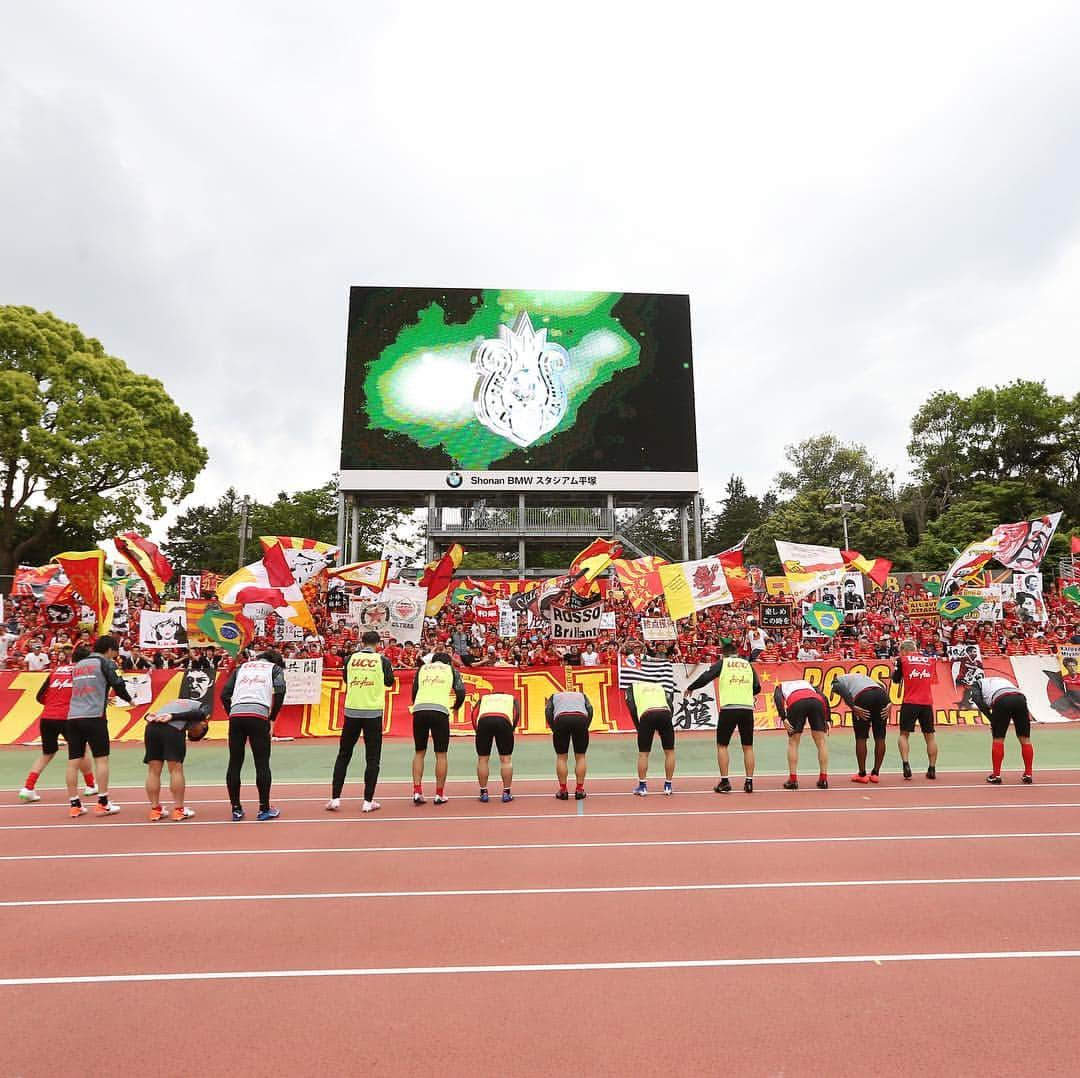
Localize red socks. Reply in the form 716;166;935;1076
435;787;444;798
1021;743;1034;776
575;783;585;793
819;773;828;783
559;783;568;793
991;741;1005;776
24;771;39;791
789;773;797;784
83;771;94;786
412;784;422;795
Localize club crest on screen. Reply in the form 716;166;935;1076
471;312;569;448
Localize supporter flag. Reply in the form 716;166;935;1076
419;543;464;616
1072;536;1080;555
259;536;340;585
217;551;315;632
938;594;985;620
940;540;997;599
54;549;114;633
775;541;845;600
841;549;893;589
612;556;667;612
184;598;212;645
12;564;69;604
197;602;254;657
659;556;733;620
113;532;173;604
989;512;1061;572
718;552;754;602
1062;584;1080;606
568;538;622;599
463;577;511;601
803;602;843;636
328;560;389;591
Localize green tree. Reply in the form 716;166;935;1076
701;475;767;554
775;434;895;504
0;306;207;573
164;478;412;574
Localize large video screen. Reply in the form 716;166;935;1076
340;287;698;493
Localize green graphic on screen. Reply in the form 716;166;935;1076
362;291;639;469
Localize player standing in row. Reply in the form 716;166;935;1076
66;636;131;817
472;690;519;802
143;699;209;821
19;644;96;802
410;652;465;805
970;675;1035;784
893;640;938;780
546;689;593;800
774;679;830;790
625;680;675;795
220;649;287;820
685;639;759;793
329;630;394;814
834;672;890;784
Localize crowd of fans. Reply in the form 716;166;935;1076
3;572;1079;675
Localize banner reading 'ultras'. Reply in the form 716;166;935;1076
339;288;698;494
0;656;1073;745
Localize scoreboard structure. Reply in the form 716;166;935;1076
337;287;702;568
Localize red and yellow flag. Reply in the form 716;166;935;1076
113;532;173;604
569;538;622;599
419;543;464;617
612;556;668;612
55;550;114;633
841;550;893;589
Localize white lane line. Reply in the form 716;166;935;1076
4;950;1080;987
2;800;1079;832
2;830;1079;863
8;780;1080;810
3;875;1079;909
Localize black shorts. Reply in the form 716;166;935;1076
413;710;451;753
636;711;675;752
39;718;69;756
851;686;889;741
786;699;827;735
475;715;515;757
899;703;935;734
143;723;187;764
990;694;1030;739
716;707;755;747
65;717;110;760
550;713;590;755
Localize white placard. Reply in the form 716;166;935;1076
179;575;202;599
117;673;152;707
497;600;518;639
139;610;188;650
274;619;305;643
641;616;676;641
548;602;606;641
283;657;323;705
599;612;617;630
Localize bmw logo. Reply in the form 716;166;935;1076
446;471;463;489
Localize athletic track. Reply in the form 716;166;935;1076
2;770;1079;1077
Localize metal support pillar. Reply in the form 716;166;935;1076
335;492;347;565
679;503;689;562
349;495;360;563
426;494;436;562
692;493;703;560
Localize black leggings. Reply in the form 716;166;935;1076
226;716;272;812
332;715;384;801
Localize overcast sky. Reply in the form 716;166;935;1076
4;1;1080;536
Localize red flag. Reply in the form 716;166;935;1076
419;543;464;616
612;556;667;612
842;549;893;589
1072;536;1080;555
718;551;755;601
114;532;173;604
568;538;622;599
719;535;748;564
55;550;114;632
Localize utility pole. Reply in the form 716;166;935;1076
237;495;253;569
824;492;865;551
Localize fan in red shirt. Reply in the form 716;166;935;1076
18;644;97;802
891;639;939;780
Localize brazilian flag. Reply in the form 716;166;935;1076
1063;584;1080;606
937;594;984;620
803;602;843;636
197;603;252;657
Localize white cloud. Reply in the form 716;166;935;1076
2;0;1079;536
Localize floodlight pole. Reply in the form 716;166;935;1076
824;493;865;551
